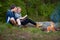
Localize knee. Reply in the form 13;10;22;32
16;19;20;21
10;17;17;25
10;17;15;21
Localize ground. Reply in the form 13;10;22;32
0;23;60;40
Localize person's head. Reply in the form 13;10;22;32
17;7;21;13
10;5;17;12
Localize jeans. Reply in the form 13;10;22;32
21;18;36;25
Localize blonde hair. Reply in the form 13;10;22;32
17;7;21;13
17;7;21;10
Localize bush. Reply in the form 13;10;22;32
0;0;59;22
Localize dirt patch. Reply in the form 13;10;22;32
0;35;3;40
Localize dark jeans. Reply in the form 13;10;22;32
21;18;36;25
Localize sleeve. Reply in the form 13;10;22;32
6;17;10;23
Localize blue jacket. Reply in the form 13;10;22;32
6;10;15;23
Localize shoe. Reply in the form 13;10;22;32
36;22;42;28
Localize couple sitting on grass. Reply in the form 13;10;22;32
6;5;40;28
6;5;59;32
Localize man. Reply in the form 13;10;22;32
6;5;17;26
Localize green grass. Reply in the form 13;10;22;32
0;23;60;40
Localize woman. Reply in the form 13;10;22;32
15;7;40;27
